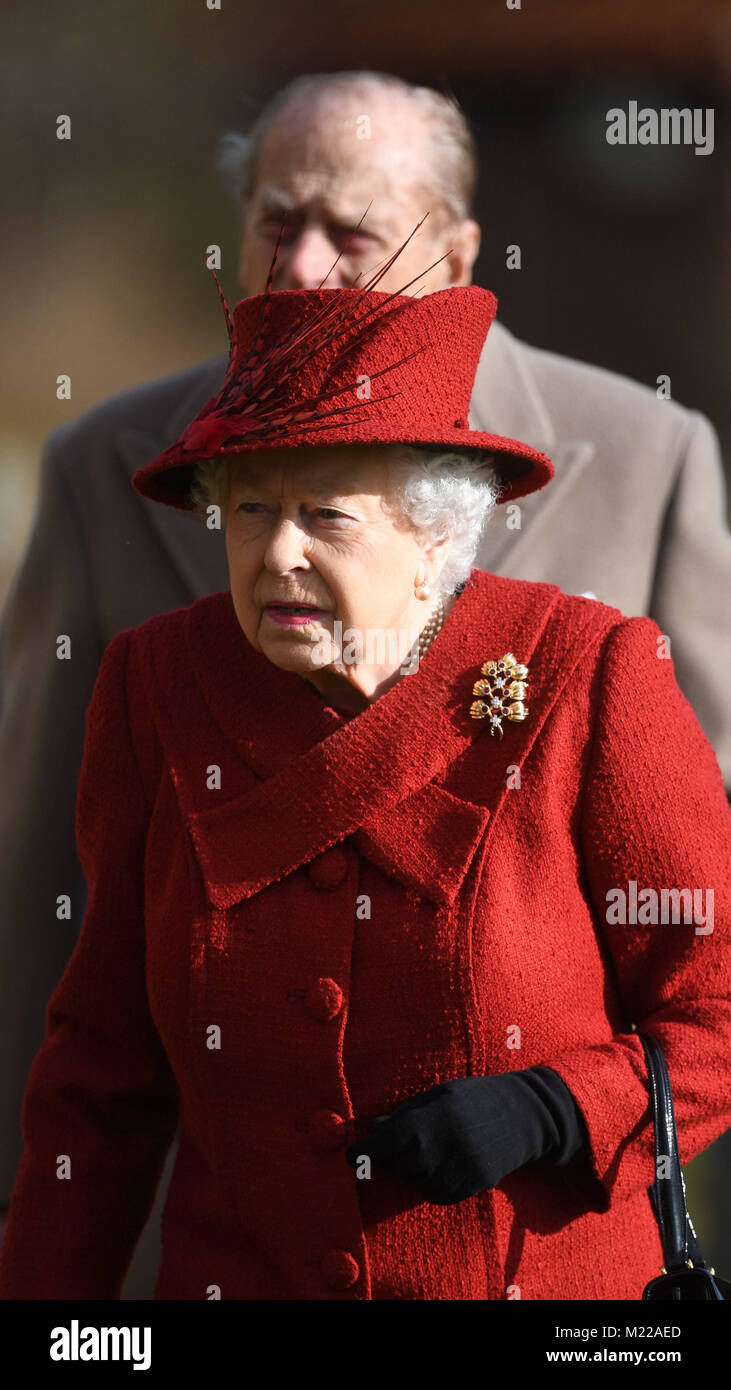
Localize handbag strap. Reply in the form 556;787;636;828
638;1031;707;1271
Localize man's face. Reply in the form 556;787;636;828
237;93;479;296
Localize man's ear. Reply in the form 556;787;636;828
445;219;481;286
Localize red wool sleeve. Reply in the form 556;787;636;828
0;628;179;1299
545;615;731;1213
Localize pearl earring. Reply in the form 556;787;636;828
415;580;431;600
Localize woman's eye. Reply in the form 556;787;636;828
235;503;350;523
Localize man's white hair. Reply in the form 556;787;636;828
215;71;478;224
190;446;501;600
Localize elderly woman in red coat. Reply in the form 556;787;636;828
0;264;729;1303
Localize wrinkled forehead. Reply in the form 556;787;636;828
250;97;433;222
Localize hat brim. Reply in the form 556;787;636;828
132;428;553;512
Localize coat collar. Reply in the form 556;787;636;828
140;569;612;910
469;319;556;450
183;568;561;790
469;322;596;574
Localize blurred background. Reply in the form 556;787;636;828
1;0;729;1275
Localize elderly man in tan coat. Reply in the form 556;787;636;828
1;69;729;1298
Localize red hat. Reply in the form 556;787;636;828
132;273;553;511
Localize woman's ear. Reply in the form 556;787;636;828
420;531;452;588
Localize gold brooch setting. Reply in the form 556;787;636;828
469;652;529;738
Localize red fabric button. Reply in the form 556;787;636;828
307;847;348;889
308;1110;347;1153
320;1249;360;1290
304;977;344;1022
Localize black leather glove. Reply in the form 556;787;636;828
345;1067;587;1206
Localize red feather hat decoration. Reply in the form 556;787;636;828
132;216;553;511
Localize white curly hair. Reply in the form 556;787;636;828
189;445;502;600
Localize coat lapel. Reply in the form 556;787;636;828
476;439;596;575
146;570;612;910
469;321;596;573
116;354;230;600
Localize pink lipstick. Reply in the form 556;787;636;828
264;603;330;628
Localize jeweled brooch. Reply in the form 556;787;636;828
469;652;529;738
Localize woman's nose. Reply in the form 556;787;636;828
263;517;310;571
278;228;345;290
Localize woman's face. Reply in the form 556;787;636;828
224;444;449;705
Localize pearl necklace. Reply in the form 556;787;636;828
417;594;445;660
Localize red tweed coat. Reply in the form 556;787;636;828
1;567;729;1301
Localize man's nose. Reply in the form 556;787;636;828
277;228;346;290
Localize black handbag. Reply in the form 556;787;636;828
639;1031;731;1300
